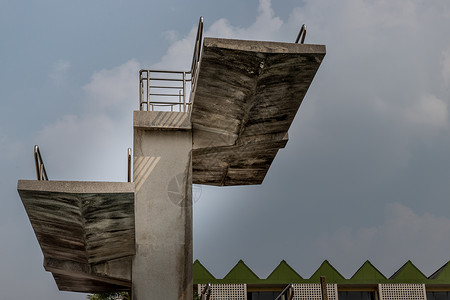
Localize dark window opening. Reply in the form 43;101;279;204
427;291;450;300
338;291;376;300
247;291;281;300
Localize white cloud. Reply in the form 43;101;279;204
315;203;450;277
206;0;283;41
163;30;179;44
153;0;285;71
48;59;71;85
152;27;198;71
83;59;139;109
405;93;448;129
443;47;450;86
36;60;138;181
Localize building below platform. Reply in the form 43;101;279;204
193;260;450;300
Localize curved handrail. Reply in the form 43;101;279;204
295;24;307;44
275;283;294;300
200;282;212;300
190;16;204;104
34;145;48;181
191;16;204;76
128;148;132;182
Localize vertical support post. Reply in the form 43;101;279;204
132;111;192;299
182;72;186;112
147;70;150;111
139;71;142;111
127;148;132;182
320;276;328;300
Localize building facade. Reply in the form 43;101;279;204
194;260;450;300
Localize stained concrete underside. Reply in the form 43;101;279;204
17;180;135;293
191;38;325;186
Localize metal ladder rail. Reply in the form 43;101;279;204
274;283;294;300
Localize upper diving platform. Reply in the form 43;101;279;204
190;37;325;186
138;19;325;186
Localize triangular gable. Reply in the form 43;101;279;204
193;260;216;284
429;261;450;282
222;260;261;284
309;260;345;283
266;260;303;283
389;261;428;283
350;260;387;284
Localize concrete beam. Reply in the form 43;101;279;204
191;38;325;186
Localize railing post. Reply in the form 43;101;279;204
128;148;132;182
139;71;142;111
182;72;186;112
34;145;40;180
34;145;48;181
295;24;307;44
147;70;150;111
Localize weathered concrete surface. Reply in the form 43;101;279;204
17;180;135;292
191;38;325;186
134;110;191;130
133;112;193;300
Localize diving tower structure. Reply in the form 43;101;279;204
17;18;325;299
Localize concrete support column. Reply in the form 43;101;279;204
132;112;192;300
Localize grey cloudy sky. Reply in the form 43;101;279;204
1;0;450;299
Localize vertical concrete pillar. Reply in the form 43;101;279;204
132;111;192;299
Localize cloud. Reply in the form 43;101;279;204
163;30;179;44
405;93;448;129
36;60;138;181
153;0;285;71
206;0;283;41
83;59;139;110
48;59;71;85
443;47;450;86
315;203;450;277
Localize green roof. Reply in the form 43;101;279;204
266;260;303;283
222;260;261;284
350;260;387;284
429;261;450;283
389;261;428;283
309;260;345;283
193;260;216;284
193;259;450;285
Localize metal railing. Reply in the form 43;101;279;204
191;16;203;97
274;283;294;300
139;17;204;112
139;70;192;112
127;148;132;182
295;24;307;44
34;145;48;181
199;283;212;300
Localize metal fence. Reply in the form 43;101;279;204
139;70;192;112
139;17;203;112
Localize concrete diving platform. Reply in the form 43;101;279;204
191;38;326;186
17;180;135;293
17;20;326;298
